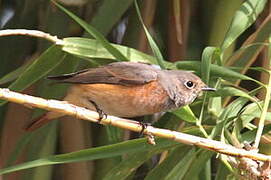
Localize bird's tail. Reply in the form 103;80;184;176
24;112;62;131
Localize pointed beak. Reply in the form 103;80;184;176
201;86;216;91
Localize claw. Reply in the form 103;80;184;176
139;122;151;135
137;122;156;145
97;108;107;122
89;100;107;123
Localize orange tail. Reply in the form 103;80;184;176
25;113;56;131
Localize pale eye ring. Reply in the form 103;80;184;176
184;81;195;89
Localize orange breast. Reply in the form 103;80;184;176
73;81;170;117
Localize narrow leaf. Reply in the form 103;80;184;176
201;47;218;84
175;61;259;84
145;146;191;180
62;37;156;63
134;0;166;69
211;97;249;138
172;105;198;123
0;138;177;175
0;45;65;105
221;0;267;51
0;61;30;85
242;124;271;143
216;87;258;102
183;150;214;179
103;151;155;180
165;148;196;180
53;1;128;61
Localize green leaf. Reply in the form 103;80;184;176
199;47;220;136
199;160;212;180
221;0;267;51
209;96;222;118
134;0;166;69
105;126;123;144
53;1;128;61
171;105;198;123
0;45;65;105
239;101;271;128
183;150;214;180
175;61;258;83
228;42;271;69
25;124;58;180
225;17;271;73
216;87;258;102
22;55;79;180
145;146;191;180
62;37;156;63
214;161;232;180
0;138;177;175
201;47;219;84
210;97;249;139
103;151;156;180
165;148;196;180
0;61;31;85
241;124;271;143
208;79;222;118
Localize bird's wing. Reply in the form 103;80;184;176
47;62;158;86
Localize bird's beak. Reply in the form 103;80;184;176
201;86;216;91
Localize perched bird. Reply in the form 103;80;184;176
26;62;215;131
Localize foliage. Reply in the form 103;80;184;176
0;0;270;179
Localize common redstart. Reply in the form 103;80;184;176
26;61;215;131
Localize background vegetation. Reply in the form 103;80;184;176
0;0;270;179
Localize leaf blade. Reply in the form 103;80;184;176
134;0;166;69
0;138;177;175
53;1;128;61
0;45;65;105
221;0;267;51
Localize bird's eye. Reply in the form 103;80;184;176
185;81;195;89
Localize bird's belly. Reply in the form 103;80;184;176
75;81;170;117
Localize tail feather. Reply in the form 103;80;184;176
25;114;55;131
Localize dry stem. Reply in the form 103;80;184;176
0;29;63;45
0;88;270;162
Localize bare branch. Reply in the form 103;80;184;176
0;29;63;45
0;88;270;162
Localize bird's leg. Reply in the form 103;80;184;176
138;121;155;145
138;121;151;135
88;100;107;123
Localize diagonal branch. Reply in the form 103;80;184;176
0;88;270;162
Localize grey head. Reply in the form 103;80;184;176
158;70;215;108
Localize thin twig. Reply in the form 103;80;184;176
0;88;271;162
0;29;63;45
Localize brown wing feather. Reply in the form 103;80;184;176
48;62;158;86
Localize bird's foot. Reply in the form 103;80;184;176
89;100;107;124
139;122;151;135
138;122;156;145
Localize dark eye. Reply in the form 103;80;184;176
185;81;194;89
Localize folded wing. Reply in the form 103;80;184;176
48;62;158;86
